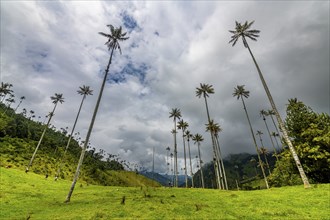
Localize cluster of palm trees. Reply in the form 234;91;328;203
229;20;310;188
169;83;229;190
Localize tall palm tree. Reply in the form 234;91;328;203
185;130;194;188
196;83;221;189
65;25;129;202
26;93;64;172
229;20;310;188
210;121;228;190
256;131;271;175
0;82;13;103
14;96;25;112
192;133;205;188
206;120;226;190
260;110;279;162
169;108;181;187
166;146;170;174
233;85;269;189
55;86;93;179
177;119;189;188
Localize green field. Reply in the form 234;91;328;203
1;167;329;219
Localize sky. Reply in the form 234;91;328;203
1;1;329;174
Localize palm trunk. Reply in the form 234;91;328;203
197;142;205;188
55;95;86;179
65;46;114;203
173;119;178;187
243;36;310;188
215;134;228;190
262;115;279;162
203;94;221;189
14;100;22;112
269;115;284;151
181;131;188;188
26;103;57;172
187;138;194;187
240;97;269;189
212;133;224;189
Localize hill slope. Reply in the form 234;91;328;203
1;167;329;219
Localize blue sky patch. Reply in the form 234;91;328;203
108;62;149;84
121;11;138;32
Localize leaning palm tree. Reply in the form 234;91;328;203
185;130;194;188
260;110;279;162
55;86;93;180
233;85;269;189
256;131;271;175
229;20;310;188
196;83;221;189
26;93;64;172
192;133;205;188
14;96;25;112
177;119;189;188
65;25;129;203
169;108;181;187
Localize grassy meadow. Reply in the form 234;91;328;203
1;167;329;219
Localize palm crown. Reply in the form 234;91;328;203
98;25;129;54
206;120;222;135
229;21;260;48
192;133;204;144
78;85;93;96
233;85;250;99
196;83;214;98
51;93;64;104
177;119;188;131
169;108;182;121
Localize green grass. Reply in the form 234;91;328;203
1;167;329;219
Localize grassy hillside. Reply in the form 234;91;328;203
1;167;329;219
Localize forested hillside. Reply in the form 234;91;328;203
0;102;160;187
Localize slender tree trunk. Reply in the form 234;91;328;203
56;95;86;179
240;97;269;189
262;115;279;162
243;36;310;188
14;100;22;112
187;139;194;187
181;131;188;188
197;142;205;188
26;103;57;172
269;114;284;151
174;119;178;187
203;95;221;189
215;135;228;190
65;47;114;203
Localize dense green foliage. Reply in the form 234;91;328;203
0;103;159;187
269;99;330;186
1;167;329;219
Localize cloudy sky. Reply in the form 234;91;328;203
1;1;329;174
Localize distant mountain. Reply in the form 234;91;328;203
139;171;190;187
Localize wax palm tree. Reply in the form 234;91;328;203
256;131;271;175
26;93;64;172
14;96;25;112
177;119;189;188
192;133;205;188
229;20;310;188
0;82;13;103
206;120;226;189
196;83;221;189
166;146;170;174
66;25;129;202
260;110;279;162
271;132;282;151
55;86;93;179
185;130;194;187
211;121;228;190
233;85;269;189
169;108;181;187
